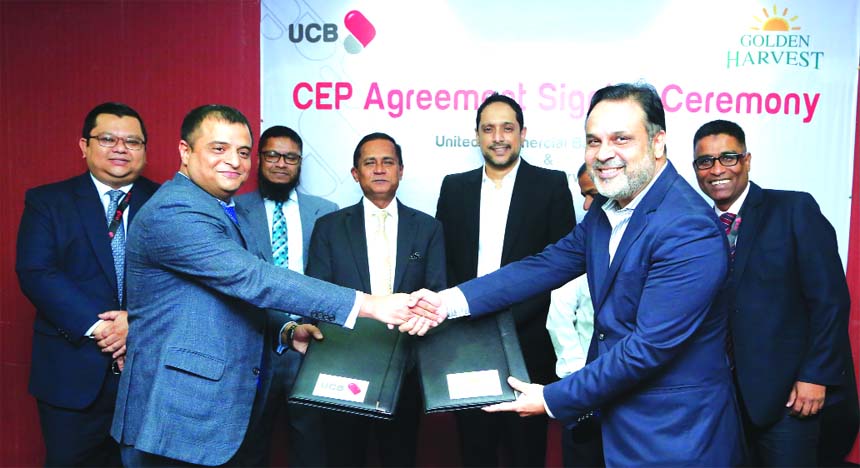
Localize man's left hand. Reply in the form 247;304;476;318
96;310;128;358
291;324;324;355
786;381;826;417
482;377;547;417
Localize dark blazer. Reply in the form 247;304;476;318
435;159;574;383
306;198;446;296
110;174;358;465
728;182;852;427
459;162;745;465
16;172;158;409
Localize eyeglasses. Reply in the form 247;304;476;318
692;152;747;171
87;133;146;151
261;150;302;165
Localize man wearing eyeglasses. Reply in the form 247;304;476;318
692;119;854;466
234;126;337;467
15;102;159;466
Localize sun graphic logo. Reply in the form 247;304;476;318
343;10;376;54
751;4;800;31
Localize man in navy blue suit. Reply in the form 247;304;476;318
692;119;855;466
408;83;745;465
16;102;159;466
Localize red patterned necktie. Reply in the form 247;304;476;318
719;212;737;262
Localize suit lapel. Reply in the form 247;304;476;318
345;201;372;293
297;192;316;258
730;182;764;286
74;174;118;296
462;169;482;277
501;160;531;264
587;204;612;311
593;162;676;309
236;191;271;260
393;200;415;293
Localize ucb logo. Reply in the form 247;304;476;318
288;23;338;43
287;11;376;54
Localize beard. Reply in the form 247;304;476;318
481;144;520;171
590;149;656;203
258;166;300;202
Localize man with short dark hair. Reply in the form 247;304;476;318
692;119;854;466
16;102;159;466
110;106;424;466
307;132;446;467
235;125;337;467
411;83;746;465
435;92;575;466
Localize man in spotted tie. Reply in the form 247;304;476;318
692;119;856;466
305;132;446;467
235;125;337;466
16;102;159;466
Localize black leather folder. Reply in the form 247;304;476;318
288;318;409;420
417;310;530;413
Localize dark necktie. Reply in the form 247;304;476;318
106;190;126;304
719;211;738;370
719;212;738;262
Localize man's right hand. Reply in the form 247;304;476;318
398;289;446;335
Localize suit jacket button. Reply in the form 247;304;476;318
598;333;605;340
252;367;261;376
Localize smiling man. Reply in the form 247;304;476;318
435;93;574;467
16;102;159;467
411;83;746;465
305;132;446;467
693;119;854;466
110;107;427;467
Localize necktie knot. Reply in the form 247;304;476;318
376;210;389;232
106;190;125;223
719;212;737;235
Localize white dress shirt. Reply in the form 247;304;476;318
546;274;594;378
477;159;520;277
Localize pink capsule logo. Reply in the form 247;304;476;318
348;382;361;395
343;10;375;54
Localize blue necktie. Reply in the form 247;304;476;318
106;190;126;304
218;200;239;226
271;201;289;267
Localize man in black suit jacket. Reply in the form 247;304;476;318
16;102;159;466
693;119;856;466
306;132;446;466
435;93;575;466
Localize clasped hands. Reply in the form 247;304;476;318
93;310;128;371
358;288;446;336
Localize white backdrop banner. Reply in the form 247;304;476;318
262;0;859;264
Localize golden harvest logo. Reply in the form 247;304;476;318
726;4;822;69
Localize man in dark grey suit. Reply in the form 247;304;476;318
235;125;337;467
110;106;424;467
306;132;446;467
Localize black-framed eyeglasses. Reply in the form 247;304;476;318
261;150;302;165
87;133;146;151
693;152;747;171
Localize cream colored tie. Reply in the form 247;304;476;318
375;211;392;294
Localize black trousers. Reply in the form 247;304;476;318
456;408;548;467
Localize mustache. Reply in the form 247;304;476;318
592;160;625;170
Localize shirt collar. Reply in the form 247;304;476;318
90;172;133;196
362;196;398;220
715;181;750;216
482;157;521;186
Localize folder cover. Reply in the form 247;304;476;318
288;318;409;420
417;310;530;413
